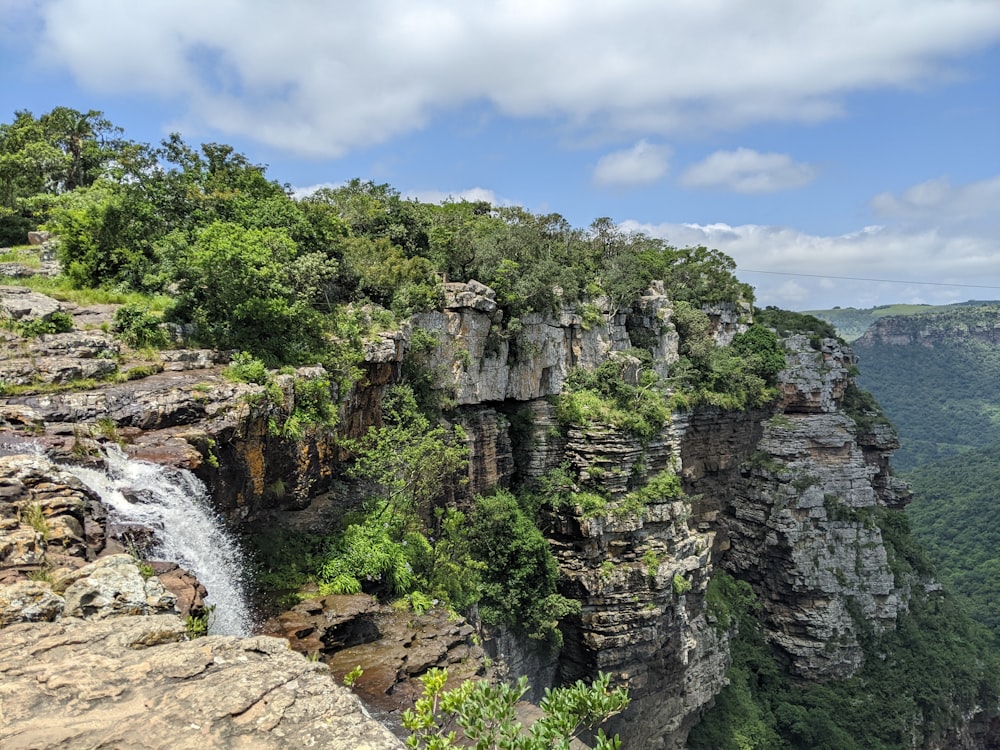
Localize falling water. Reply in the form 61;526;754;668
66;446;255;636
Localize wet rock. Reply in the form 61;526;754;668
150;562;208;618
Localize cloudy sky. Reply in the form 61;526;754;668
2;0;999;310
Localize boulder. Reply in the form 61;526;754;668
0;579;64;626
0;285;62;321
57;553;177;619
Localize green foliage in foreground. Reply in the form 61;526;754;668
690;563;999;748
403;668;629;750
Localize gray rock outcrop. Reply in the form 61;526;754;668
0;614;404;750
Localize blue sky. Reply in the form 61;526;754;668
2;0;999;311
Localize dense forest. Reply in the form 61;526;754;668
852;319;1000;470
831;306;1000;648
905;443;1000;641
2;107;998;748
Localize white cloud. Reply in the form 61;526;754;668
681;149;816;193
28;0;1000;157
592;140;671;187
618;218;1000;310
289;182;343;200
870;174;1000;226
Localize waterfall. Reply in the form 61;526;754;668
66;447;255;637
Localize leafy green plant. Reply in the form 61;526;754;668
20;503;49;540
556;359;670;442
12;310;74;338
112;303;169;348
344;665;364;687
468;490;580;643
318;517;414;597
402;668;629;750
185;605;216;639
225;351;271;385
672;573;692;595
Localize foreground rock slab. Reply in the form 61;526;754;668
0;614;403;750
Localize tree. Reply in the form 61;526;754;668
345;384;469;523
467;490;580;642
403;668;629;750
162;221;330;364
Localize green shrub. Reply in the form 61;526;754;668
13;310;74;338
318;518;414;597
225;351;271;385
556;359;669;441
403;668;629;750
112;303;169;348
468;490;580;642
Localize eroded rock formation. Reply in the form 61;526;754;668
0;281;954;748
0;614;402;750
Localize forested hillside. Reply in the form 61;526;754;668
853;336;1000;469
807;300;1000;342
905;444;1000;640
844;306;1000;646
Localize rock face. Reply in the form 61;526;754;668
264;593;490;715
412;280;683;404
684;336;908;680
0;614;403;750
855;306;1000;348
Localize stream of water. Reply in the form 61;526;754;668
66;447;256;637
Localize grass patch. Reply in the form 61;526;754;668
0;275;172;311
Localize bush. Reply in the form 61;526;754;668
112;303;169;348
14;310;73;338
225;351;271;385
556;359;670;442
403;668;629;750
468;490;580;642
318;518;414;597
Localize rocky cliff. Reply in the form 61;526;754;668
0;280;981;749
855;305;1000;348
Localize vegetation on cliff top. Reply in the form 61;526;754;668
1;108;774;394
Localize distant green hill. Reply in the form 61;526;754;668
838;303;1000;643
806;300;1000;341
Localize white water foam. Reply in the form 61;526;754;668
66;447;255;636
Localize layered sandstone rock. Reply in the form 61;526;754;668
0;614;403;750
689;335;908;680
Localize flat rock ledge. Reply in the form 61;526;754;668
0;614;404;750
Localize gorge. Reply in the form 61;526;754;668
1;276;996;749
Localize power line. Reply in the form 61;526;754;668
739;268;1000;291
